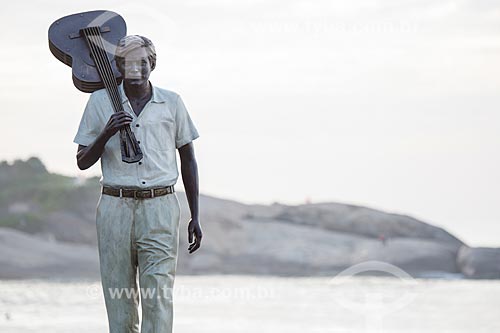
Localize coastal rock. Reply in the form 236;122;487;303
253;202;464;247
457;246;500;279
175;195;464;277
0;158;484;279
0;228;99;280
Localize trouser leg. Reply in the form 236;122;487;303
96;194;140;333
135;193;181;333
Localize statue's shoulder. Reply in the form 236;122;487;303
152;85;180;104
88;87;109;104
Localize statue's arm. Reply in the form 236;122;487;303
76;112;133;170
179;142;202;253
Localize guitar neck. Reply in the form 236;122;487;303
81;26;124;113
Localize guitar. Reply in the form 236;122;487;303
48;10;143;163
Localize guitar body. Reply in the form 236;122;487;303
48;10;126;92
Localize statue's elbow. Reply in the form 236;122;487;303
76;156;89;170
77;161;85;171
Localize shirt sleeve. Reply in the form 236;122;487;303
73;93;103;146
175;94;200;149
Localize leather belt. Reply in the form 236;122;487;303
102;185;175;199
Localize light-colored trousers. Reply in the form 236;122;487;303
96;191;181;333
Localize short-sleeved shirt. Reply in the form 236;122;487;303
73;83;199;188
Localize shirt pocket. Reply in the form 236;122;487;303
144;119;175;151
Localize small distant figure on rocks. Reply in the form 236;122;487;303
378;233;387;246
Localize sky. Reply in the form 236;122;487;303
1;0;499;246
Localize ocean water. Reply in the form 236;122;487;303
0;275;499;333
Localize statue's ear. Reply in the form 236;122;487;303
115;57;124;72
150;59;156;71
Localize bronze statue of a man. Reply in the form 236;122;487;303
73;35;202;332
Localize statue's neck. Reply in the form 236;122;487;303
124;81;151;101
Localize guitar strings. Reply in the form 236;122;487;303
91;27;140;157
85;27;123;112
92;27;124;112
83;27;132;156
91;27;138;156
87;28;123;112
82;28;120;110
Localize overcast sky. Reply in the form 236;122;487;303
1;0;499;246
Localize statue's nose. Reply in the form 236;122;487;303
130;64;140;72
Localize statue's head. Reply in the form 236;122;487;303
115;35;156;85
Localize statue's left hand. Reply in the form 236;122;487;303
187;218;202;254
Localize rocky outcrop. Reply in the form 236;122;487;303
175;195;464;277
0;228;99;280
1;157;496;279
245;202;463;247
457;246;500;279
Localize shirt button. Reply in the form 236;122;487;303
137;140;141;144
142;181;146;184
139;162;142;165
136;124;140;127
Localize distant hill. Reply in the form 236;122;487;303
0;157;499;280
0;157;100;244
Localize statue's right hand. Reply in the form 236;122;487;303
103;111;134;138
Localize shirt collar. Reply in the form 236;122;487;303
118;81;166;104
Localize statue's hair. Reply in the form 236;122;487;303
115;35;156;70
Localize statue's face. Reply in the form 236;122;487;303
117;47;153;86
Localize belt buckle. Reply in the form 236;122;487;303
135;189;152;199
134;190;144;200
